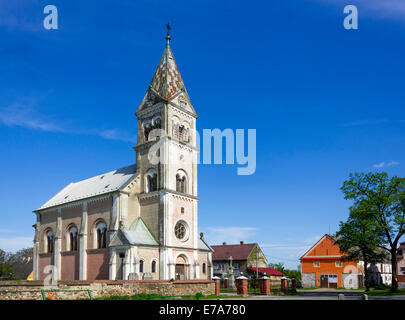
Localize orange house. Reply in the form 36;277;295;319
300;234;363;289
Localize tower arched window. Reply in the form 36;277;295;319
146;169;158;192
68;225;78;251
176;170;188;194
144;121;152;141
151;260;156;273
96;221;107;249
46;230;54;254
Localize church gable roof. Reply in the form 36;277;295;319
36;164;137;211
109;229;132;246
198;238;214;252
110;218;159;247
126;217;159;246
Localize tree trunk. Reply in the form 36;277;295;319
364;257;370;292
391;249;398;292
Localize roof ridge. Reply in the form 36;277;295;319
71;164;136;184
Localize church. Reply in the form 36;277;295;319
32;33;213;281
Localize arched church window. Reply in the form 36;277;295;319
139;260;144;273
202;263;206;274
176;170;188;194
144;122;152;141
151;260;156;273
46;230;54;254
68;225;78;251
96;221;107;249
146;169;158;193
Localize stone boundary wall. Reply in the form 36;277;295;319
0;280;215;300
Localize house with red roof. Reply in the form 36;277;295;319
211;241;283;279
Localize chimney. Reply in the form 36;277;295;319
222;242;227;245
240;241;244;245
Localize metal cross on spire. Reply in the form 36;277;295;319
166;22;171;45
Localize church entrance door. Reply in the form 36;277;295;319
175;264;185;280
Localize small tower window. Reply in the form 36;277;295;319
175;170;188;194
146;169;158;192
181;207;185;214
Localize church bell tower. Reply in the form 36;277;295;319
134;31;202;280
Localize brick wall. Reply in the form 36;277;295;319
0;280;215;300
39;254;54;280
87;249;109;280
61;252;79;280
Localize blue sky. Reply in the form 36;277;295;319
0;0;405;269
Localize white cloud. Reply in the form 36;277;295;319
373;160;400;168
98;129;136;143
0;236;33;253
0;103;136;143
0;104;63;132
204;226;258;245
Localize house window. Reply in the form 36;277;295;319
68;226;78;251
139;260;144;273
335;261;343;268
313;261;320;268
202;263;206;274
234;263;240;270
46;230;54;254
96;221;107;249
151;260;156;273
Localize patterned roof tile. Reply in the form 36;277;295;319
150;43;185;100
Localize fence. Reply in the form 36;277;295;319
0;289;93;300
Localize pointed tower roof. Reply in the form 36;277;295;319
149;35;185;100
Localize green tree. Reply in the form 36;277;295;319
341;172;405;291
268;262;301;281
0;249;14;280
335;202;387;291
8;248;33;279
